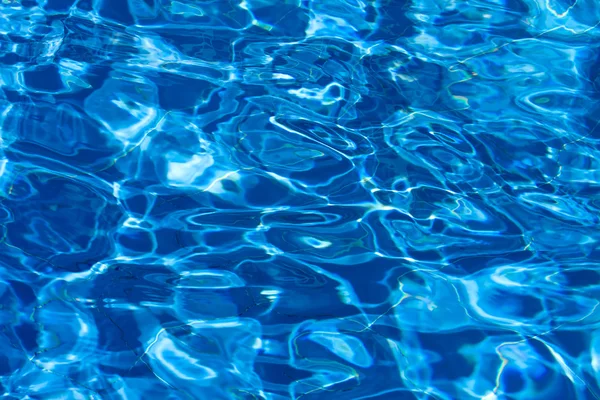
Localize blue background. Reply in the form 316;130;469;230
1;0;600;399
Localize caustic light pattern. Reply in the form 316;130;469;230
1;0;600;399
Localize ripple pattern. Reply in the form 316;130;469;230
1;0;600;399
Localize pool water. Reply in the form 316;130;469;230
1;0;600;399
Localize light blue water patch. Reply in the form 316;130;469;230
0;0;600;399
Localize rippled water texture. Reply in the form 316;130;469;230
1;0;600;399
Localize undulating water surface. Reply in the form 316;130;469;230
1;0;600;399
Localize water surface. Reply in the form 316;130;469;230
1;0;600;399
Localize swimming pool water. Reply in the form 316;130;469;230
1;0;600;399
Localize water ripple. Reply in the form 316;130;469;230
1;0;600;399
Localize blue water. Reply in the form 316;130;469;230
1;0;599;399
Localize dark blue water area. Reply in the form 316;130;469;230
1;0;600;399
